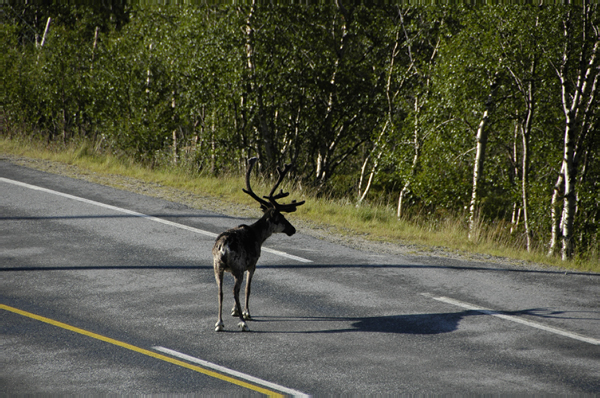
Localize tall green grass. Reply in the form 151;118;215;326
2;137;598;273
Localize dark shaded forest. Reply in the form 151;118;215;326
1;2;598;261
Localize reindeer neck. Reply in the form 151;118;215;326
249;215;274;245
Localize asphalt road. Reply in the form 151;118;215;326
1;160;599;395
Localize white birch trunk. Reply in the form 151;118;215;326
467;66;501;241
357;147;384;204
468;109;490;241
561;121;576;260
510;123;520;235
519;64;535;252
551;7;599;259
398;97;422;218
40;17;51;48
548;163;565;257
521;122;532;252
358;121;387;203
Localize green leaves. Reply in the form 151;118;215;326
3;4;599;259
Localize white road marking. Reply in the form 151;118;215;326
1;177;312;263
153;346;310;397
422;293;600;346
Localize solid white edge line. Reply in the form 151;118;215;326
153;346;310;398
263;247;313;263
422;293;600;346
1;177;312;263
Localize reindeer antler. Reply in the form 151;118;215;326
243;157;270;211
242;157;305;213
266;164;305;213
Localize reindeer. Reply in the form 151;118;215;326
212;157;305;332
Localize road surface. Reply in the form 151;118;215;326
1;160;599;395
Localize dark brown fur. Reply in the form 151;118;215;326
213;208;295;332
212;157;304;332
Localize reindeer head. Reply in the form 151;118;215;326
243;157;305;236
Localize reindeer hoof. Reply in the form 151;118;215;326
243;311;252;320
215;321;224;332
231;307;240;317
238;321;250;332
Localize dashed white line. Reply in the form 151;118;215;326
153;346;310;397
1;177;312;263
422;293;600;346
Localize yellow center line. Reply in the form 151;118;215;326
1;304;283;397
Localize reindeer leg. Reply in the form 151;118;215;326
243;268;255;320
232;272;249;331
231;274;240;317
214;267;225;332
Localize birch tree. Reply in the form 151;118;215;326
500;9;545;252
395;10;442;218
303;3;384;187
548;5;599;260
433;9;505;241
314;2;357;185
357;7;409;205
467;74;500;241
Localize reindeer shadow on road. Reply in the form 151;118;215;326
251;311;472;334
347;311;471;334
251;308;582;335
